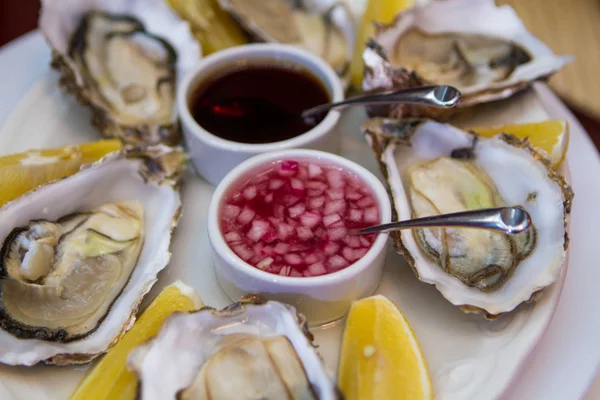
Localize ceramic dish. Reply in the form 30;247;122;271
178;44;345;185
208;149;391;324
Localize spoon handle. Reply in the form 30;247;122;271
357;207;531;235
301;85;461;119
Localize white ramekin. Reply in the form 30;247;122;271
207;149;391;325
178;44;345;186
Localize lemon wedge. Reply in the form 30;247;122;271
69;281;203;400
0;140;121;207
338;295;433;400
470;120;569;168
351;0;416;88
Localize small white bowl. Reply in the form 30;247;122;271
178;44;345;186
208;149;391;325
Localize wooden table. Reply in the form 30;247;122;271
1;0;599;151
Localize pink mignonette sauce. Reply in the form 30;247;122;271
219;159;380;277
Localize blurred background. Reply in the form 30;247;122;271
1;0;599;150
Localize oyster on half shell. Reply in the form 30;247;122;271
363;118;573;317
0;146;182;365
128;295;339;400
218;0;355;86
362;0;570;120
39;0;200;145
0;201;144;342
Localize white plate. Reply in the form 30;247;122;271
0;33;598;400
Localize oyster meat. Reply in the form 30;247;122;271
218;0;354;83
39;0;200;145
363;118;573;317
362;0;570;120
128;295;339;399
0;146;182;365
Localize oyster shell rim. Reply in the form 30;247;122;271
362;117;574;318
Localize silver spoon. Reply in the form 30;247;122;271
352;207;531;235
301;85;461;119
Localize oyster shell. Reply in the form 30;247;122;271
39;0;201;145
128;295;339;399
218;0;355;87
363;118;573;317
362;0;570;120
0;147;182;365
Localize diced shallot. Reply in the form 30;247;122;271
277;223;295;241
247;219;271;242
345;190;363;201
327;170;344;188
243;186;257;200
327;227;347;241
307;180;328;191
284;253;304;265
308;196;325;210
296;226;314;241
224;231;243;244
300;211;321;228
357;196;375;208
308;163;322;178
360;236;371;247
290;178;305;194
324;199;346;215
288;203;306;218
343;235;361;248
348;208;363;223
273;242;290;255
290;269;303;277
323;213;342;228
223;205;241;221
278;160;299;176
328;255;349;270
306;262;326;276
279;265;292;276
304;252;322;265
354;248;369;259
327;189;344;200
269;179;285;190
256;257;274;270
232;245;254;261
324;241;340;255
364;207;379;224
342;247;368;261
342;247;357;261
237;207;256;225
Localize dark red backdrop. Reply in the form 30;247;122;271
2;0;599;151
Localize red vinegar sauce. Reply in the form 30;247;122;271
189;64;330;144
220;159;380;277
